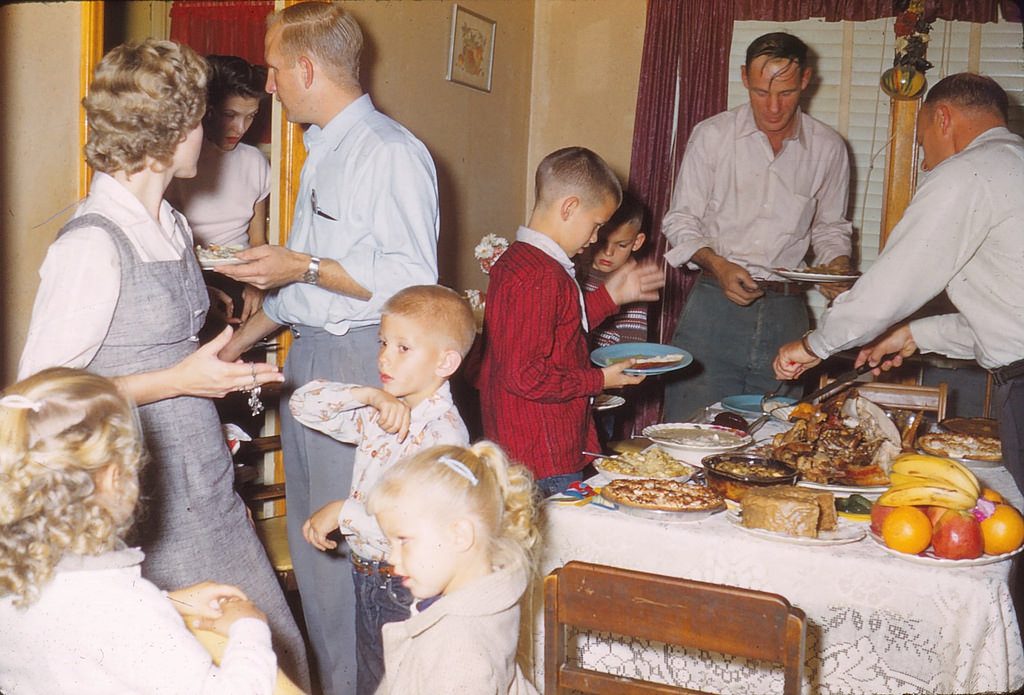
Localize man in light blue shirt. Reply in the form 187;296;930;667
220;4;438;693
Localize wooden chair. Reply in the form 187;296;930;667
819;376;948;420
237;435;297;592
544;561;806;695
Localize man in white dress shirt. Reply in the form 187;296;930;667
774;72;1024;490
218;4;439;693
661;32;853;421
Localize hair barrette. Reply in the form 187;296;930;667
0;395;43;412
438;455;478;486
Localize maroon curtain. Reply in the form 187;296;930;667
735;0;1008;22
170;1;274;143
169;1;274;66
619;0;1015;436
620;0;737;436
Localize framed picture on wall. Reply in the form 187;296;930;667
445;4;495;93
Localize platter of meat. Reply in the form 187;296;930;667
771;391;901;492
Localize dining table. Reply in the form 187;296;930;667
520;405;1024;695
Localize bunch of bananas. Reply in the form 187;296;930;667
877;453;980;510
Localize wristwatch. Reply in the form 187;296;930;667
301;256;321;285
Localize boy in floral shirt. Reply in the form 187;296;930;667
289;284;475;694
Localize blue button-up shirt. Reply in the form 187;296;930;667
263;95;439;334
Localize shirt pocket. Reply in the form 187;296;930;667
778;192;817;236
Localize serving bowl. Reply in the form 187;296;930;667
702;453;799;502
642;423;751;466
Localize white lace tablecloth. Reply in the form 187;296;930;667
523;464;1024;694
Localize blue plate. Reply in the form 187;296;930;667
590;343;693;376
721;394;797;417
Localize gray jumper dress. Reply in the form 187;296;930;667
59;213;310;689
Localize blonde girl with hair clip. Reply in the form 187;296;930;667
366;441;541;695
0;368;277;694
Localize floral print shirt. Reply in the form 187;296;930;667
290;380;468;560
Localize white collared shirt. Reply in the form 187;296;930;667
515;225;589;331
808;127;1024;369
262;94;439;334
289;380;468;560
19;173;192;379
662;103;853;279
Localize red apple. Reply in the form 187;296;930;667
932;510;983;560
870;503;898;535
923;505;948;528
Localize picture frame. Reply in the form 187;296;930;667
445;4;495;93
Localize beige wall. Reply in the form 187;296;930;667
527;0;646;208
342;1;535;294
0;3;82;383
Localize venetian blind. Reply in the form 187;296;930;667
727;15;1024;321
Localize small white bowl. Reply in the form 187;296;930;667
642;423;752;466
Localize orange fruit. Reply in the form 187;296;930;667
881;506;933;554
980;504;1024;555
981;488;1005;504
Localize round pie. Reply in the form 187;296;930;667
917;432;1002;462
601;479;724;512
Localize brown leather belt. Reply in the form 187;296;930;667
351;553;396;577
701;274;807;297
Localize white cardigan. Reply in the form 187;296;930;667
0;548;276;694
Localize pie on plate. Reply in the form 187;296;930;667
940;417;1000;439
608;353;685;370
917;432;1001;462
601;478;724;512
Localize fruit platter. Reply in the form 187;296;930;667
870;452;1024;564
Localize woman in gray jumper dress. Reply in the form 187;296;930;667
18;39;309;690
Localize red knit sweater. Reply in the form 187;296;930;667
478;241;617;479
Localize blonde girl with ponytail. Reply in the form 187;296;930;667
366;441;541;694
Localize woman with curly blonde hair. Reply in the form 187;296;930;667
0;368;278;693
17;39;308;688
366;441;541;694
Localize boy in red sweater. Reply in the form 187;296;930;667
477;147;664;496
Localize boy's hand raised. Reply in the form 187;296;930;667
601;358;647;389
352;387;411;442
603;260;665;306
303;500;344;551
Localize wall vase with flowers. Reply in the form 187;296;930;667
464;234;509;331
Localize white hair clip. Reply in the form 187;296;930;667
0;395;43;412
438;455;478;486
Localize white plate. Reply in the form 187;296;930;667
728;510;866;546
602;492;725;523
914;448;1002;469
642;423;752;467
594;394;625;411
198;256;245;269
797;480;887;498
773;268;860;283
869;532;1024;566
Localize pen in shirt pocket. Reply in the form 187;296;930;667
311;190;338;221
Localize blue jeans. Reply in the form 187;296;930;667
664;277;808;422
537;471;584;498
352;561;413;695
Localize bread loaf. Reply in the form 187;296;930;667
741;487;837;537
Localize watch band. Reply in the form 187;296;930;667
302;256;321;285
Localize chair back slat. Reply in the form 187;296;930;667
545;561;806;695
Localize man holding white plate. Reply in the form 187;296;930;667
661;32;853;421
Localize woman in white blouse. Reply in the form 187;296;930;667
18;39;310;689
169;54;272;327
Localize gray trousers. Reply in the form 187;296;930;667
664;277;808;422
996;378;1024;494
280;324;380;695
